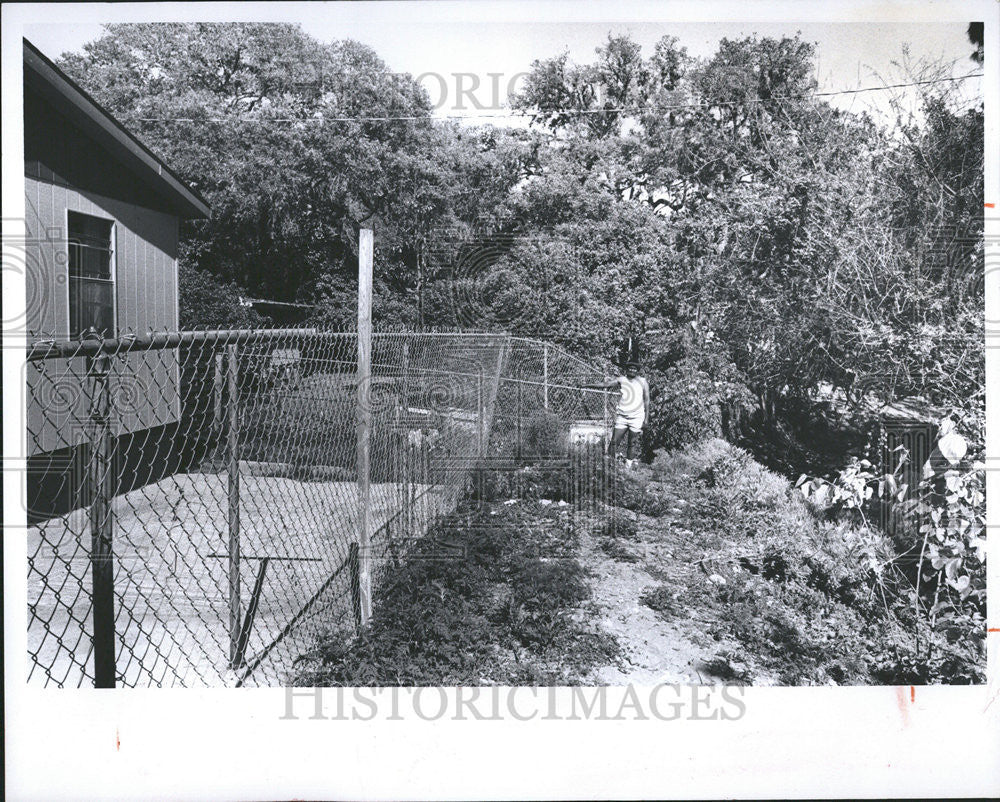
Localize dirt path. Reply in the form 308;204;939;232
577;465;777;686
582;524;706;684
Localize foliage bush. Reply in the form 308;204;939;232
644;364;723;453
642;342;754;454
296;501;619;685
796;416;985;683
600;462;678;517
472;464;571;503
520;408;568;461
708;568;876;685
649;437;733;480
178;264;268;330
604;509;639;541
634;437;923;683
472;409;572;503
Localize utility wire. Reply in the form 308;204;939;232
128;72;983;124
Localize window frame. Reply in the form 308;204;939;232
65;209;118;341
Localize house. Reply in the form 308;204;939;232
23;38;210;459
23;39;210;518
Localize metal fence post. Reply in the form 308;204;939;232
226;343;241;668
543;342;549;409
348;542;363;631
213;351;224;433
480;336;508;452
88;352;116;688
356;228;374;626
477;367;485;458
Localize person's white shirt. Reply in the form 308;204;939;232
615;375;648;416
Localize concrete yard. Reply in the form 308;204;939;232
27;470;449;687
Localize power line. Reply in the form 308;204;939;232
127;72;983;124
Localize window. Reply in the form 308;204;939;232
67;211;115;339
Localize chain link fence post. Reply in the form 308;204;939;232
348;542;362;632
477;366;485;458
356;229;374;627
87;351;116;688
543;341;549;409
226;343;242;669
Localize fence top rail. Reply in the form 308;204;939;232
26;328;320;361
25;328;512;361
508;336;612;374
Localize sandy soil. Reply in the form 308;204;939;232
579;467;775;686
583;522;708;684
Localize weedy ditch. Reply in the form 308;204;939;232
603;439;981;685
294;495;620;686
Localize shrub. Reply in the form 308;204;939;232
299;500;618;685
707;568;875;684
603;509;639;541
641;584;681;616
608;465;674;517
644;366;723;453
520;409;567;461
178;264;268;329
796;417;986;683
697;444;790;511
650;438;733;481
643;355;752;458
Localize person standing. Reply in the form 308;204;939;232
597;359;649;469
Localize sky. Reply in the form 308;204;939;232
21;4;983;125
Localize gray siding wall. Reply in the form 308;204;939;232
25;176;182;454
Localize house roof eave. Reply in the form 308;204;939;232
23;38;211;219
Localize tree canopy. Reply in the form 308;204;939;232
59;24;984;438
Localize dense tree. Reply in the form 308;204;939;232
967;22;984;65
59;24;531;324
177;264;267;330
510;32;983;445
60;24;982;440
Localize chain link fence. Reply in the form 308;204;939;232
24;328;614;687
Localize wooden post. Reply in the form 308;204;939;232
226;343;241;668
543;342;549;410
88;353;116;688
356;228;374;626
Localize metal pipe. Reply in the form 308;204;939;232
27;328;319;361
